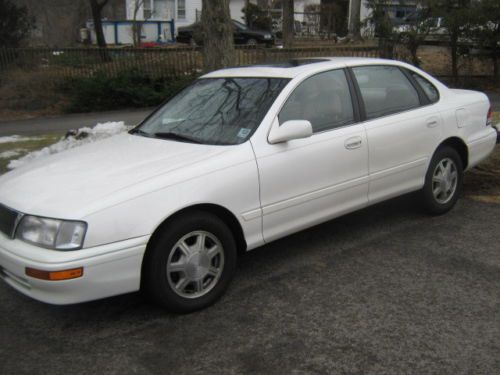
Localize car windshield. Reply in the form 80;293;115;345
233;20;248;30
133;77;289;145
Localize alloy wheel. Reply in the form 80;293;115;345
166;231;224;299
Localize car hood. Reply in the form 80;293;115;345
245;29;272;38
0;133;233;218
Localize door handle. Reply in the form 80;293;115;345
426;117;439;128
344;136;362;150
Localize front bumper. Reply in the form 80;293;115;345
0;233;148;305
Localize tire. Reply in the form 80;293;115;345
422;146;463;215
399;33;411;44
143;211;237;313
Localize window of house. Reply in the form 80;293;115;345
352;65;420;119
143;0;152;19
279;69;355;133
178;0;186;19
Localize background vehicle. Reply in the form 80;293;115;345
394;16;448;43
176;19;274;46
0;58;496;313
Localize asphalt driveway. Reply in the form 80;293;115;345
0;108;153;136
0;193;499;375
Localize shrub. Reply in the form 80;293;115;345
62;69;197;113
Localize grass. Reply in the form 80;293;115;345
0;134;61;174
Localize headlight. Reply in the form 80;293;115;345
16;215;87;250
264;34;272;39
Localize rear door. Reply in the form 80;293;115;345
349;65;443;203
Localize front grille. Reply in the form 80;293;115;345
0;204;21;238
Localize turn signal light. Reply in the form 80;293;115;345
25;267;83;281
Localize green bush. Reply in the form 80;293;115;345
62;69;196;113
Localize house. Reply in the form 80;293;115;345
124;0;246;31
349;0;419;37
124;0;324;34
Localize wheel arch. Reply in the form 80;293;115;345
140;203;247;286
436;137;468;170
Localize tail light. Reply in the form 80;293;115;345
487;107;492;126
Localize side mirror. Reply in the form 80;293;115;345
268;120;313;144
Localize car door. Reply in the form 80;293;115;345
349;65;443;203
232;24;246;44
252;69;369;243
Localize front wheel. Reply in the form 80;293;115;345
143;211;237;313
422;146;463;215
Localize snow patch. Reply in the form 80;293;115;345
7;121;128;170
0;135;41;144
0;149;24;159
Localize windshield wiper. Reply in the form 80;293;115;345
154;132;202;144
129;128;153;137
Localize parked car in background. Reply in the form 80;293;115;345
176;19;274;46
0;58;496;313
394;15;448;42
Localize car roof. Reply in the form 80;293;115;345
201;57;405;79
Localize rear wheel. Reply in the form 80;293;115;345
143;211;237;313
399;33;411;44
422;146;463;215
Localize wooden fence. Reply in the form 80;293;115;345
0;46;380;80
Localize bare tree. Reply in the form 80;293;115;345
201;0;235;71
282;0;294;47
131;0;145;46
347;0;362;42
89;0;110;48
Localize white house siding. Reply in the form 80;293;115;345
230;0;246;23
125;0;201;31
176;0;202;28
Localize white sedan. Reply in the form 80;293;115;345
0;58;496;312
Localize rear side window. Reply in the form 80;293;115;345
279;69;355;133
410;72;439;103
352;66;420;119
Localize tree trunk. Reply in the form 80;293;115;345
244;0;251;27
409;39;420;67
132;1;144;47
89;0;110;61
201;0;235;71
282;0;294;48
450;31;458;82
89;0;107;48
347;0;362;42
492;43;498;83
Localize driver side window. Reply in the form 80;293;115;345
278;69;354;133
